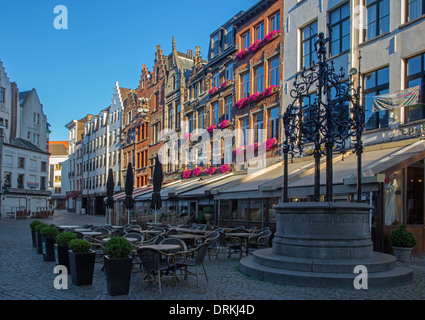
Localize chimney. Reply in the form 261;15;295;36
187;49;193;59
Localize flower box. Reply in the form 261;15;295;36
235;30;281;61
265;138;278;151
182;170;192;179
233;146;246;156
206;167;218;175
208;87;219;95
219;164;231;174
207;125;217;133
219;120;231;129
235;85;280;109
193;167;203;176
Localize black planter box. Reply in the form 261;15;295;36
104;256;133;296
42;237;56;261
35;232;43;254
54;244;70;269
68;250;96;286
31;229;36;248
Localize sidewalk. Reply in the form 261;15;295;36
0;210;424;301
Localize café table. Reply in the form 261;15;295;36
168;234;204;247
227;232;255;255
103;237;139;243
169;227;210;235
58;225;80;229
73;228;92;232
137;244;181;252
80;231;103;237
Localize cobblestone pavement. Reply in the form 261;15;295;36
1;210;424;302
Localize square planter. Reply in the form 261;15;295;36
31;229;36;248
35;232;43;254
42;237;56;262
104;255;133;296
68;250;96;286
54;244;70;269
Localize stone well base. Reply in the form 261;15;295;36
240;202;413;289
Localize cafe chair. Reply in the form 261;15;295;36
175;243;209;287
218;232;243;259
137;248;176;294
204;231;220;260
247;230;272;252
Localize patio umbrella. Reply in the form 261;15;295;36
151;154;163;224
125;162;134;224
106;168;114;225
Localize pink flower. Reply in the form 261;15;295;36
206;167;217;175
265;138;278;151
208;87;218;95
184;133;191;140
248;39;262;53
193;167;203;176
207;125;217;133
263;85;280;97
182;170;192;179
219;164;231;174
233;146;246;156
247;92;262;104
219;120;230;129
236;49;248;60
235;97;248;109
248;142;259;152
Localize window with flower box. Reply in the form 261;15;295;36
269;12;281;32
241;72;250;98
268;107;279;140
255;65;264;93
242;31;251;50
225;96;232;121
255;23;264;41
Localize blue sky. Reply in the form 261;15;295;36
0;0;259;141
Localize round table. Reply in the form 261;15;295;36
138;244;181;252
58;225;80;229
81;231;103;236
74;228;92;232
103;237;139;243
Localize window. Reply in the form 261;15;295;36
270;12;281;32
301;21;318;68
198;108;205;130
212;34;220;57
225;26;234;46
254;113;264;143
4;172;11;187
269;57;280;87
213;72;219;88
225;96;232;121
188;114;193;133
302;93;318;142
33;133;40;145
405;53;425;122
213;103;219;126
364;66;390;130
407;0;425;21
329;2;350;56
365;0;390;41
255;65;264;93
168;104;173;129
0;87;5;103
268;107;279;139
176;101;181;129
225;64;233;81
255;23;264;41
241;72;250;98
33;112;40;125
241;117;250;145
18;157;25;169
17;174;24;189
242;31;251;50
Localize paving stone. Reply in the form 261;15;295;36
1;210;424;302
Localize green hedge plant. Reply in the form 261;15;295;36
56;232;77;247
30;220;42;230
34;223;48;233
40;226;59;239
104;236;132;259
69;239;92;253
389;224;417;248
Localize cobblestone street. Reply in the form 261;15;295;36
1;210;424;303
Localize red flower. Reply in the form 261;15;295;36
206;167;217;175
207;125;217;133
182;170;192;179
219;164;231;174
193;167;203;176
208;87;219;95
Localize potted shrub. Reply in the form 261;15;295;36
103;236;133;296
203;207;214;224
55;232;77;269
40;226;59;262
34;223;48;254
30;220;42;247
388;224;417;263
68;239;96;286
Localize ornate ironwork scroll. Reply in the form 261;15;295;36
283;32;364;202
